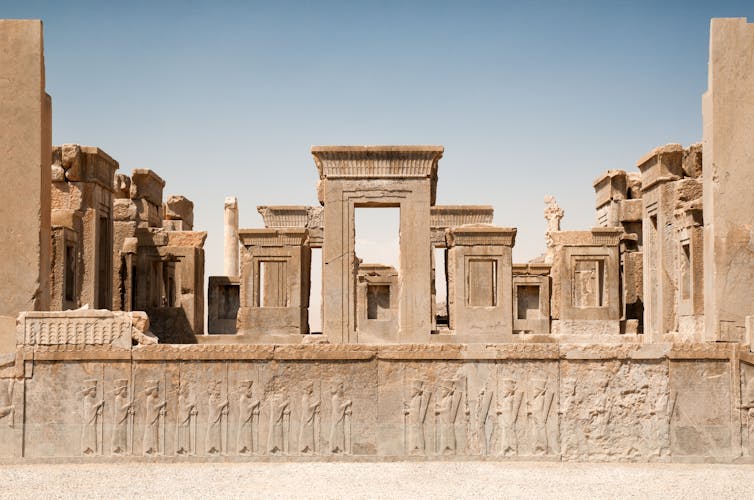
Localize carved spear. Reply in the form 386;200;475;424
7;379;14;429
128;362;134;455
160;369;166;456
99;363;105;455
224;362;230;455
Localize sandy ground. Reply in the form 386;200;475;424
0;461;752;499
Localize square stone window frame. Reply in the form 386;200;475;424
560;246;620;321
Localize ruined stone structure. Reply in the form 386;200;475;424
2;18;754;462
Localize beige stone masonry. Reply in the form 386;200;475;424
446;226;517;341
703;17;754;342
0;20;52;326
237;228;310;340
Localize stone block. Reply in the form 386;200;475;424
164;195;193;229
130;168;165;206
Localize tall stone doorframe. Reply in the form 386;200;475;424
312;146;443;344
236;228;311;341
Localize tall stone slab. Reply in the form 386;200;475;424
0;20;51;333
702;18;754;342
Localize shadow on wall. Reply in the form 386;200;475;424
146;307;198;344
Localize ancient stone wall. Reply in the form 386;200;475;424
1;342;751;462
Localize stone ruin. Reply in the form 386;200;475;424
1;18;754;462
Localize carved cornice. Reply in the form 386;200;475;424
445;226;517;247
311;146;444;180
238;228;309;247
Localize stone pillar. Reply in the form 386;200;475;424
446;226;516;341
0;20;52;331
637;144;683;341
702;18;754;342
224;196;239;277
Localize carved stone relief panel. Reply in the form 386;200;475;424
22;360;131;458
0;377;22;458
495;361;559;458
669;360;731;458
561;360;670;460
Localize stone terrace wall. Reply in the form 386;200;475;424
0;342;751;462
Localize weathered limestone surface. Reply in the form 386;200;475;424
0;20;51;331
1;342;749;462
702;18;754;342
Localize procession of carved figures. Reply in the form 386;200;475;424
402;365;558;457
78;373;353;457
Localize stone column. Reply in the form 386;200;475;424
702;18;754;342
0;20;52;334
224;196;239;277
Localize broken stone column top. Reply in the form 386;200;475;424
224;196;237;209
52;144;119;189
445;225;517;247
593;170;627;208
636;143;684;190
130;168;165;206
164;195;194;228
238;228;309;247
543;196;564;232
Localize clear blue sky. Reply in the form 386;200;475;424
4;0;754;279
